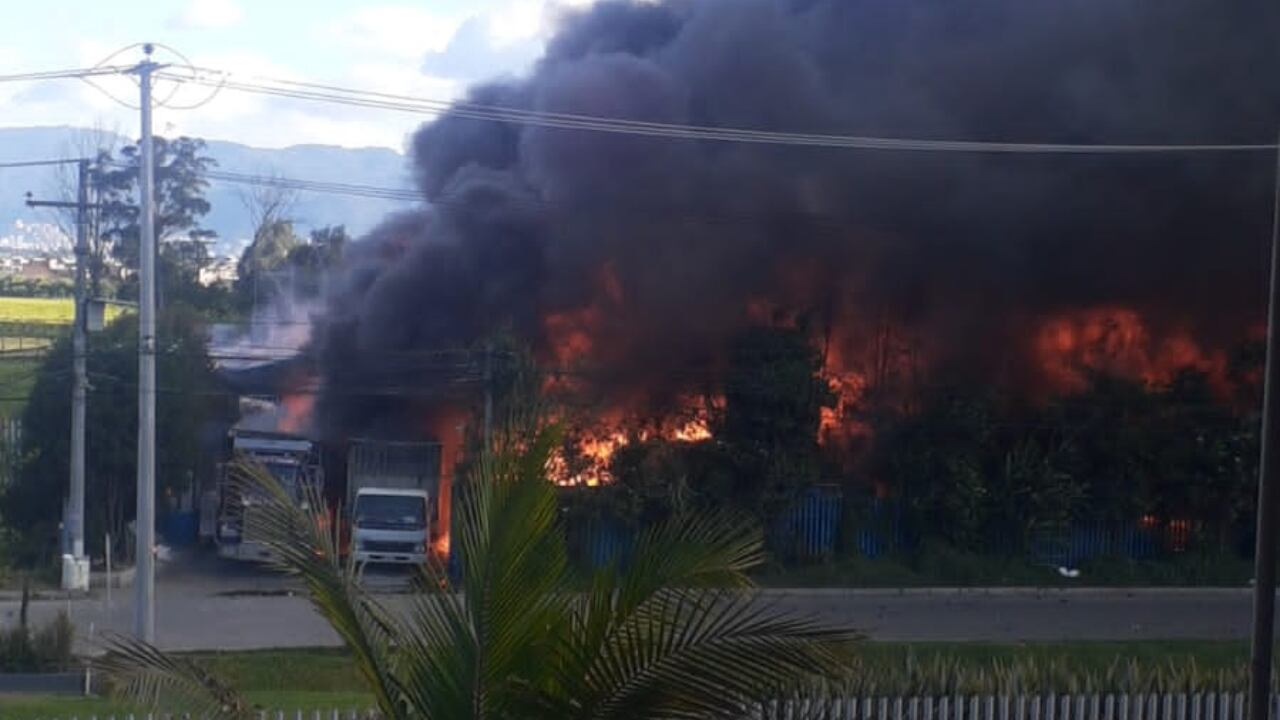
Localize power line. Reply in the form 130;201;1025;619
202;169;419;201
0;158;88;169
159;67;1280;155
0;66;132;84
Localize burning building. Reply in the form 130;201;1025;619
293;0;1278;491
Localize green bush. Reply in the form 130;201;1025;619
0;610;75;672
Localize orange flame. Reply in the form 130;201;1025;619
278;393;315;435
549;398;715;486
1034;306;1227;393
425;408;467;559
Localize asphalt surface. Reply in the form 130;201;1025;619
0;551;1259;652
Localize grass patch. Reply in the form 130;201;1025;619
0;298;77;325
0;297;126;325
0;691;375;719
189;648;366;692
0;356;42;419
2;641;1261;718
853;639;1249;672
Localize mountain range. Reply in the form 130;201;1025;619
0;126;415;257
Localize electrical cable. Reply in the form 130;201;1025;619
160;68;1280;155
0;66;131;84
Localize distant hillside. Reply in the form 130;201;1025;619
0;126;417;256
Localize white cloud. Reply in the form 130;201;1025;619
171;0;244;30
323;6;461;61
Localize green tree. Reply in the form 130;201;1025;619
0;304;235;564
86;137;226;314
234;219;303;311
97;136;218;272
721;325;833;519
282;224;349;298
100;419;854;720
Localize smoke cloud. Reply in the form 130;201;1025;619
317;0;1280;438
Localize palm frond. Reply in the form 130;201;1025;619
392;423;576;720
96;632;251;720
227;461;409;719
615;512;764;616
580;589;857;720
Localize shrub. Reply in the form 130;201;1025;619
0;610;75;672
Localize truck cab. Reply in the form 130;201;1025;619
216;430;321;562
351;488;431;565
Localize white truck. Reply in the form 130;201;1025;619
346;439;441;566
215;429;323;562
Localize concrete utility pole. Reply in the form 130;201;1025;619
25;159;96;592
133;44;159;644
1248;132;1280;720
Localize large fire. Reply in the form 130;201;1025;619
549;403;714;486
424;408;467;557
1033;306;1229;395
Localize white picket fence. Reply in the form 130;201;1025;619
28;692;1280;720
24;691;1280;720
755;692;1260;720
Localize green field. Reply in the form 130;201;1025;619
0;297;130;419
0;296;127;326
0;297;78;325
1;641;1262;718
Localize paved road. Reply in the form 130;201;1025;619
0;554;1259;651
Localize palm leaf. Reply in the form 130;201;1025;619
571;588;856;720
95;632;252;720
392;423;576;720
230;460;409;719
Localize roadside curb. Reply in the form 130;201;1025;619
759;586;1258;598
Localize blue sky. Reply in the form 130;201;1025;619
0;0;595;150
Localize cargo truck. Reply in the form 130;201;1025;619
215;428;323;562
345;439;441;566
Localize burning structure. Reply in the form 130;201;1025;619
278;1;1279;498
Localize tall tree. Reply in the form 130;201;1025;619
91;135;218;307
721;324;833;519
0;304;235;564
234;219;303;312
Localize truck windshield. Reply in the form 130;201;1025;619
354;495;426;530
264;462;300;498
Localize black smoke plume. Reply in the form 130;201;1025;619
317;0;1280;439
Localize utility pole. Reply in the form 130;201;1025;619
25;159;97;592
132;44;159;644
1249;132;1280;720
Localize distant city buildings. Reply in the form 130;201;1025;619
0;220;243;286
